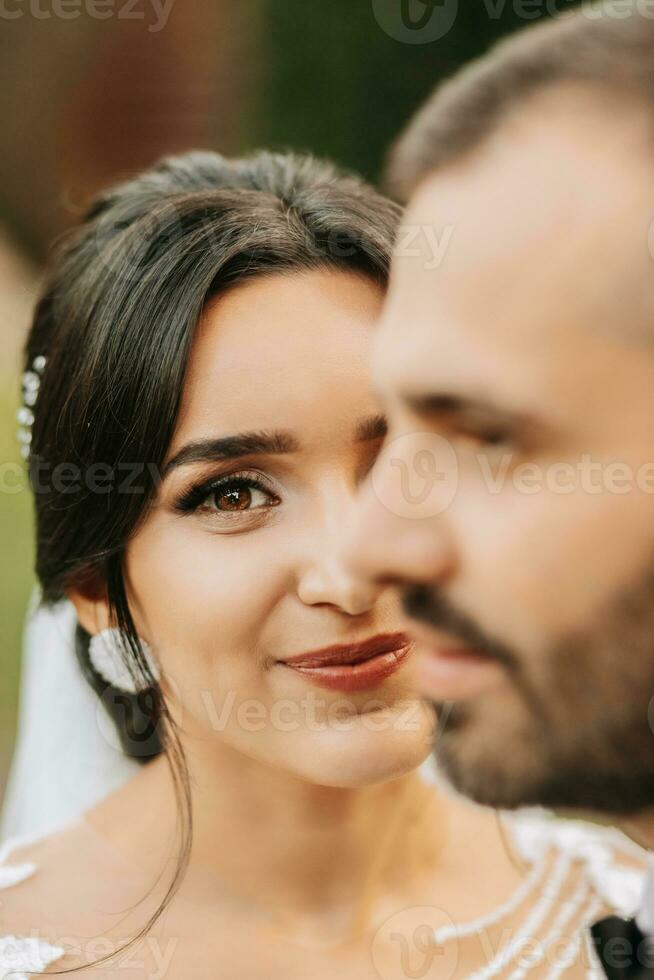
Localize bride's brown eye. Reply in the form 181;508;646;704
212;484;252;512
174;472;280;517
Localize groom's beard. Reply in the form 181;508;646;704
402;576;654;814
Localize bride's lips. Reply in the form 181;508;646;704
280;632;414;693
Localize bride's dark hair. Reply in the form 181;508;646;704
23;148;399;973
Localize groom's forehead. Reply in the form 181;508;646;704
392;98;654;352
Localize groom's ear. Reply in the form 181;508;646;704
66;575;111;637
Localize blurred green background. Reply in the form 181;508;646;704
0;0;559;800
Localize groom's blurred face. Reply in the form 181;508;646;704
346;86;654;812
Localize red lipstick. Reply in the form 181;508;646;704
280;632;413;693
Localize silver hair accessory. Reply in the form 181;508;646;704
17;354;47;459
89;628;161;694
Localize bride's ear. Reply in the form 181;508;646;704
66;576;111;636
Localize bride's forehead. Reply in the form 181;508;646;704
189;267;381;363
173;269;382;445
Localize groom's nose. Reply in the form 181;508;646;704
338;460;456;591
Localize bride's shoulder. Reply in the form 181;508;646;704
506;808;649;919
0;819;146;977
1;818;100;898
0;822;87;975
1;821;81;906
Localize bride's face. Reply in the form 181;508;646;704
125;268;434;787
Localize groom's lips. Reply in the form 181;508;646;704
409;624;505;700
280;632;414;693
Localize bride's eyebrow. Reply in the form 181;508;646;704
162;414;386;479
162;430;300;479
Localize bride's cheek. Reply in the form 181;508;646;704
125;518;284;710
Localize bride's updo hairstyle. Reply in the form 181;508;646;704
23;149;400;971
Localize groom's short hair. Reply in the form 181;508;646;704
387;2;654;200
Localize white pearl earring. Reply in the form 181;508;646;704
88;628;160;693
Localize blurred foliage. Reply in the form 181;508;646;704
252;0;544;184
0;379;34;769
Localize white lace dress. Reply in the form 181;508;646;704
0;809;648;979
0;828;64;979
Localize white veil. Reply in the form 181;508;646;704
0;587;139;842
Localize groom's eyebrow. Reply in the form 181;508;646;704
402;392;529;434
354;412;387;442
163;414;387;477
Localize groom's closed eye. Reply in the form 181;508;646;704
398;391;542;451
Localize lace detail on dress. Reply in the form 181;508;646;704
0;833;66;978
507;809;647;918
0;934;66;980
0;834;40;890
425;809;648;980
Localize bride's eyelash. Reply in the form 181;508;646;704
173;471;278;515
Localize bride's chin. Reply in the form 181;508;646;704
295;698;436;789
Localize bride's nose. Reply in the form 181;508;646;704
295;487;382;615
297;553;381;615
